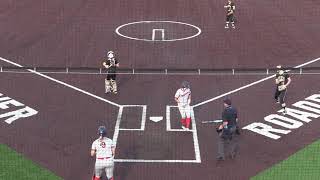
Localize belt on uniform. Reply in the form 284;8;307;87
97;157;110;160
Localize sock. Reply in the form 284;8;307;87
185;118;191;129
181;118;186;127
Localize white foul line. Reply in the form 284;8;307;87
114;159;199;163
193;56;320;108
0;57;121;108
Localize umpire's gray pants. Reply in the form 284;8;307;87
217;128;239;158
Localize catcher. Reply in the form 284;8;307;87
274;65;291;114
224;0;236;29
103;51;119;94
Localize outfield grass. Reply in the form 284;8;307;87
251;139;320;180
0;144;61;180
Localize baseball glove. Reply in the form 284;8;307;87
278;84;286;91
216;127;223;133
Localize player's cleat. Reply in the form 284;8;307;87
112;91;118;94
282;109;287;115
235;128;241;135
232;25;235;29
230;152;236;159
276;100;280;104
216;156;225;161
181;126;186;130
225;25;229;29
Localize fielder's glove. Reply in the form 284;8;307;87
216;127;223;133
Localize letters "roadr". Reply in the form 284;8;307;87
243;93;320;140
0;93;38;124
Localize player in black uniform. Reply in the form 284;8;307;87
103;51;119;94
274;65;291;114
224;0;236;29
216;98;239;161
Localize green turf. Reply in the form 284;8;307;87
0;144;62;180
251;140;320;180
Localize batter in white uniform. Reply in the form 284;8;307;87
175;81;192;130
91;126;116;180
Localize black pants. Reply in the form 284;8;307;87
226;14;235;23
274;88;287;105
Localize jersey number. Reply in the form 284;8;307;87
100;142;106;148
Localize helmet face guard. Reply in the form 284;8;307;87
276;65;283;70
181;81;190;89
107;51;114;59
98;126;107;137
276;65;285;75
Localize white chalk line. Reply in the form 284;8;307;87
191;107;201;162
112;107;123;147
0;57;121;108
193;56;320;108
114;159;200;163
164;105;201;163
115;20;202;42
116;105;147;131
152;29;165;41
113;105;201;163
141;106;147;130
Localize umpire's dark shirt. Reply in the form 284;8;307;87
222;106;237;127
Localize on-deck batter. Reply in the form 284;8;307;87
91;126;116;180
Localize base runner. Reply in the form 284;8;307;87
274;65;291;114
175;81;192;130
91;126;116;180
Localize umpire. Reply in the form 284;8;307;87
103;51;119;94
216;98;239;161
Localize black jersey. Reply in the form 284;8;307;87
105;58;118;73
226;2;235;14
276;71;290;87
222;106;238;127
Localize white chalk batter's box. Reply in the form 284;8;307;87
113;105;201;163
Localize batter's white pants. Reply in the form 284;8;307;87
94;158;114;179
178;104;191;119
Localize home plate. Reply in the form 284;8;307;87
150;116;163;122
